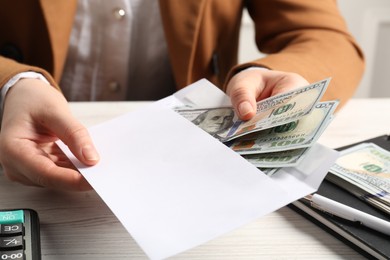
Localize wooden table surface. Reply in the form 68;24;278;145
1;98;388;259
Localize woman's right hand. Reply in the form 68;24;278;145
0;78;99;191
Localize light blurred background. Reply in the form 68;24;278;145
239;0;390;98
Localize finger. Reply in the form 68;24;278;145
226;70;265;120
2;141;92;191
39;142;78;168
38;166;93;191
2;167;42;188
23;155;92;191
40;109;100;166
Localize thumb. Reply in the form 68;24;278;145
48;113;100;166
233;96;256;121
226;71;264;121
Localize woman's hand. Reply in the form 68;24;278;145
227;68;310;120
0;78;99;191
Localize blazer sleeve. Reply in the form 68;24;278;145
0;56;60;92
227;0;365;109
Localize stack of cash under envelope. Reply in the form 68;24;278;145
175;78;338;177
326;143;390;214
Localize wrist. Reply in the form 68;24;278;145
1;72;51;110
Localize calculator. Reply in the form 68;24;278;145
0;209;41;260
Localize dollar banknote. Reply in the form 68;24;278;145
222;78;330;142
327;142;390;214
175;78;330;143
174;107;234;141
229;100;338;154
174;78;334;169
326;173;390;214
242;147;310;168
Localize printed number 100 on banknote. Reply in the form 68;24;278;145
222;78;331;142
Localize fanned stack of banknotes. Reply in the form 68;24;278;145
175;77;338;177
327;143;390;215
175;78;390;215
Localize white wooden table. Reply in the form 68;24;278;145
0;99;388;259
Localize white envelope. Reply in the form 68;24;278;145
58;79;338;260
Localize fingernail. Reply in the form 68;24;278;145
238;101;253;117
82;145;99;162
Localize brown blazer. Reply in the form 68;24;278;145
0;0;364;107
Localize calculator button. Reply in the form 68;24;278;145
0;209;40;260
0;223;23;236
0;235;24;250
0;210;24;225
0;250;25;260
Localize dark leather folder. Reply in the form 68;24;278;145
289;135;390;260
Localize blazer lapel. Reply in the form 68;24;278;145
39;0;77;81
159;0;207;89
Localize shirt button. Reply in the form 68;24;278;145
108;81;121;92
112;8;126;20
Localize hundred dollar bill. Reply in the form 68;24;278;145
174;107;234;141
222;78;330;142
327;142;390;213
326;173;390;214
175;78;331;142
242;147;309;168
229;100;338;154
